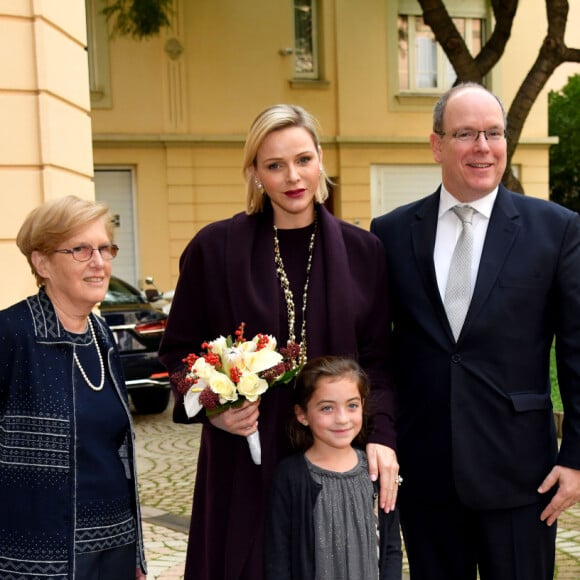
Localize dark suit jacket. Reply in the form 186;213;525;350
371;184;580;510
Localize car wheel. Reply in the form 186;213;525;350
130;388;171;414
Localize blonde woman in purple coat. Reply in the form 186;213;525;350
159;104;399;580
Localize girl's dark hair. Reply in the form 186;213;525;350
289;356;370;451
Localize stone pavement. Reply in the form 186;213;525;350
132;402;580;579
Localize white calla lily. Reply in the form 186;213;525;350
192;357;214;380
207;336;227;356
243;349;283;374
238;340;258;353
184;386;203;418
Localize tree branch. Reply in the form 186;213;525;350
506;0;574;165
474;0;518;73
417;0;480;81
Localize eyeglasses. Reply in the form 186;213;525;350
52;244;119;262
436;129;506;142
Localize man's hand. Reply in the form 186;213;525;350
538;465;580;526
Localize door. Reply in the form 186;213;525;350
94;168;139;286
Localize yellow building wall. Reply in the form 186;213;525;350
89;0;580;289
91;0;338;136
0;1;95;308
1;1;576;306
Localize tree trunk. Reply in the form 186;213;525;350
418;0;580;195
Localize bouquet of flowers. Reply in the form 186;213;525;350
174;323;300;464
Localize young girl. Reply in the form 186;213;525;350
265;356;402;580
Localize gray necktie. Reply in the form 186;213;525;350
444;206;475;340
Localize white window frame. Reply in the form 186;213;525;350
86;0;112;108
396;0;487;95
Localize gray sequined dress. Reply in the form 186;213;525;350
306;449;379;580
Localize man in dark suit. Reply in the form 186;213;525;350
371;82;580;579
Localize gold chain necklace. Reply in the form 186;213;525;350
74;318;105;391
273;215;318;367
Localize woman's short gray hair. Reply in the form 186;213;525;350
17;195;114;286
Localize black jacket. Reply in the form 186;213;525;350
265;452;402;580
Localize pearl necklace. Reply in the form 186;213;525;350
74;318;105;391
273;214;318;367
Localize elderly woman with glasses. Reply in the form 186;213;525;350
0;195;147;580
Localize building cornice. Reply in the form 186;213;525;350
92;133;558;148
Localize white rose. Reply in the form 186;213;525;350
237;373;269;402
243;349;283;374
208;372;238;404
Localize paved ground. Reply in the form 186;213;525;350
133;401;580;579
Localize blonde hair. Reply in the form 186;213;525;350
242;104;330;214
17;195;115;286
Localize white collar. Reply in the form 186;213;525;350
438;184;498;219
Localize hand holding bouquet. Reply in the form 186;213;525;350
174;323;300;464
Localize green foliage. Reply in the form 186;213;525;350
550;343;562;413
549;74;580;213
102;0;173;39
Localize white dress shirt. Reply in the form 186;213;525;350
434;185;498;302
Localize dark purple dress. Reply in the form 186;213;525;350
159;202;395;580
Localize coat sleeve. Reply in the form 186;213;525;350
357;231;396;450
159;234;211;376
555;212;580;469
325;215;396;450
265;464;293;580
158;223;228;424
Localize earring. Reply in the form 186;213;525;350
255;180;264;193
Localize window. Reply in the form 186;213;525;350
294;0;319;79
86;0;112;108
397;13;484;93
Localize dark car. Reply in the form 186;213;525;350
100;275;171;414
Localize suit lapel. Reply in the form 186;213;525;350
410;191;452;331
462;186;520;336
